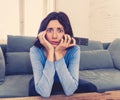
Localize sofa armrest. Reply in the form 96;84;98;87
0;46;5;84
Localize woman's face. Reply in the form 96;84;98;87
45;20;65;48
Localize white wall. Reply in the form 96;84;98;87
1;0;120;43
56;0;120;42
24;0;90;38
0;0;45;43
0;0;19;43
90;0;120;42
24;0;45;36
55;0;90;38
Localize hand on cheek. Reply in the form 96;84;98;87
54;34;76;60
38;31;54;61
38;31;54;51
63;35;76;46
58;34;76;49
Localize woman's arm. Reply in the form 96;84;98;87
30;46;55;97
55;46;80;96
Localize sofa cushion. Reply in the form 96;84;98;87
80;50;114;70
80;40;103;51
0;47;5;84
0;75;32;97
7;35;35;52
6;52;32;75
108;39;120;69
79;69;120;92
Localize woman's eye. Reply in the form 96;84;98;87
46;28;53;33
58;29;64;33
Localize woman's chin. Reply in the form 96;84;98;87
52;44;57;48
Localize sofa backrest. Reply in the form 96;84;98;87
80;40;104;51
0;47;5;84
5;35;35;75
79;40;114;70
0;44;7;61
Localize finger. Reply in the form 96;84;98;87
63;35;68;43
42;31;47;40
59;38;64;44
37;32;41;38
69;38;76;47
38;31;44;38
67;35;71;44
72;38;76;44
37;31;46;43
38;33;42;41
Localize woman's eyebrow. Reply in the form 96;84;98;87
57;27;64;30
46;27;53;30
46;27;63;30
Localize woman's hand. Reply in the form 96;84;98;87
55;34;76;60
38;31;54;61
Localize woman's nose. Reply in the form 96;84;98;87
52;32;57;38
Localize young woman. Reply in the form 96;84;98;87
29;11;80;98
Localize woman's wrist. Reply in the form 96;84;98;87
47;51;54;62
54;51;65;61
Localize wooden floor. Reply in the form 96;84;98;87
0;90;120;100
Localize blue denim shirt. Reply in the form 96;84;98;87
30;45;80;97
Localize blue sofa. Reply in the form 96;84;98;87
0;35;120;97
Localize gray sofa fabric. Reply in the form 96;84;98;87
1;35;120;97
6;35;34;75
80;69;120;92
7;35;35;52
108;39;120;70
79;38;120;92
6;52;32;75
80;50;114;70
0;75;32;97
80;40;103;51
0;47;5;84
0;35;35;97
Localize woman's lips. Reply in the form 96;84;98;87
50;41;59;45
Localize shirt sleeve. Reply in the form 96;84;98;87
54;46;80;96
30;46;55;98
